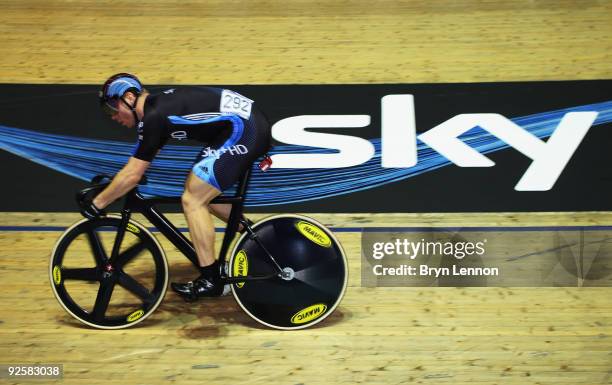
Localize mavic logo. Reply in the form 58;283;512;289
270;95;598;191
290;303;328;324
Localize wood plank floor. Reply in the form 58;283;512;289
1;212;611;384
0;0;610;84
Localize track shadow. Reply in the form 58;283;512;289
161;293;350;337
53;261;350;334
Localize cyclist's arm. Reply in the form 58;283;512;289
93;157;150;209
92;106;166;209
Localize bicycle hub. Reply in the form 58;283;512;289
280;267;295;281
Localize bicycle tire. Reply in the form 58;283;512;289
49;215;168;329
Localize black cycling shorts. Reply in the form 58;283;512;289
191;110;270;191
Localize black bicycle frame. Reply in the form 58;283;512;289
106;168;279;284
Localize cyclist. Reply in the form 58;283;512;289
87;73;271;299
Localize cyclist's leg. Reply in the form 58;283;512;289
182;173;221;267
172;114;269;300
209;203;231;222
172;138;231;299
171;171;225;299
209;203;249;232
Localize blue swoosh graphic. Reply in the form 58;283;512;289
1;101;611;206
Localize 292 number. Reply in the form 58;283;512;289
220;89;253;119
223;95;250;113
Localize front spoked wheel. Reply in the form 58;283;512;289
228;214;348;330
49;215;168;329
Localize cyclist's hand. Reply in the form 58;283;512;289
80;199;106;219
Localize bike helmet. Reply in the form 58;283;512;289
99;73;143;122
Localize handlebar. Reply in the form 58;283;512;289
90;174;113;185
89;173;148;186
75;173;149;207
75;177;111;207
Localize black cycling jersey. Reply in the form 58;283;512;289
132;86;271;191
133;86;265;161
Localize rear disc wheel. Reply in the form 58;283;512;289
228;214;348;330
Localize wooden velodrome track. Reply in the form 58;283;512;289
1;1;611;384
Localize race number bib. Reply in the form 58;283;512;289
220;89;253;120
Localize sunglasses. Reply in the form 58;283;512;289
102;103;119;117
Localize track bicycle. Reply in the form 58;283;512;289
49;169;348;330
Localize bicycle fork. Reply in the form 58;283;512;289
221;218;291;284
